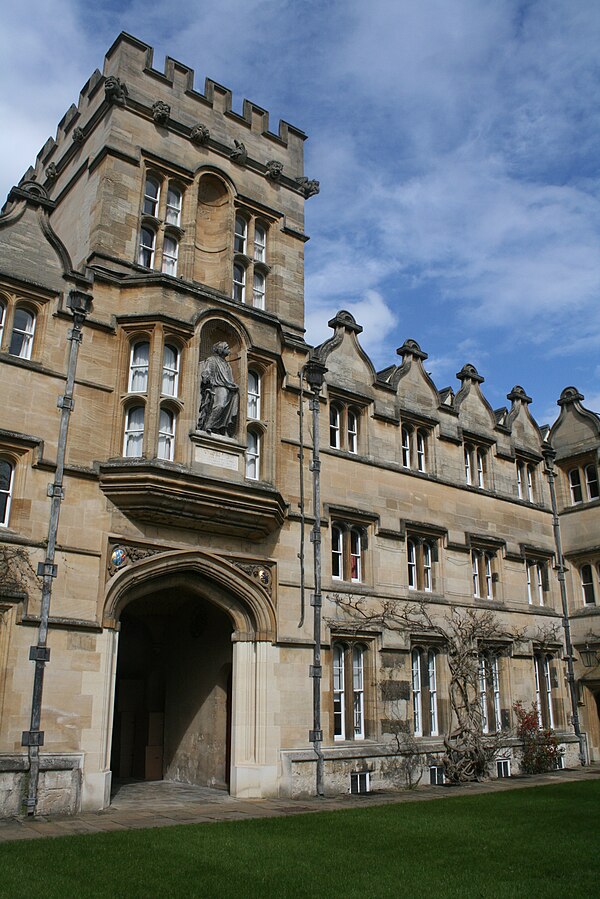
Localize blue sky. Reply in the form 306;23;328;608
2;0;599;423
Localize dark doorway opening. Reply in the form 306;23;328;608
110;589;233;790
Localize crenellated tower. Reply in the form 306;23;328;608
12;32;317;337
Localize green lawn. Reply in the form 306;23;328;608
1;781;598;898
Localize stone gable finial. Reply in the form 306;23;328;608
152;100;171;126
230;140;247;164
327;310;363;334
72;127;84;144
396;338;428;362
104;75;128;107
295;177;320;198
456;363;484;384
507;385;532;404
265;159;284;181
558;386;585;406
190;123;210;145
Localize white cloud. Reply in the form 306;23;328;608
305;290;397;366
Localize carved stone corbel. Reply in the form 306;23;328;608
152;101;171;126
230;140;247;165
190;123;210;145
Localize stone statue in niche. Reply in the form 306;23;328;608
197;342;239;436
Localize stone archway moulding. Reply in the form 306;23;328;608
102;548;276;642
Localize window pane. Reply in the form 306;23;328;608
569;469;583;504
416;431;426;472
165;185;182;225
479;656;489;733
350;529;361;581
348;410;358;454
464;446;472;484
246;430;260;480
407;539;416;589
247;371;260;419
484;554;493;599
527;465;534;501
402;427;411;467
233;264;246;302
157;409;175;461
162;344;179;396
331;526;342;578
543;656;555;729
329;406;340;448
581;565;596;604
234;216;247;254
423;542;432;591
9;308;35;359
476;449;485;488
585;464;599;500
333;644;345;739
492;657;502;731
139;228;155;267
129;342;149;392
0;460;13;526
428;651;438;736
472;552;480;596
143;177;160;216
253;271;265;309
352;646;365;738
254;224;266;262
162;235;178;276
412;649;422;735
124;406;144;457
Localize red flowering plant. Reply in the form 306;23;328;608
513;701;564;774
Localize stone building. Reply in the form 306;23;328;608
0;33;598;816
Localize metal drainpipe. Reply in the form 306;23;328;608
304;358;327;797
542;444;587;765
22;290;93;815
297;367;306;629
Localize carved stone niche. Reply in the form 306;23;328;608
194;320;242;439
194;173;231;291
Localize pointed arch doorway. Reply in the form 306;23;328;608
104;550;278;799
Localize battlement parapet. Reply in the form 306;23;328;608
103;32;306;153
19;32;315;203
